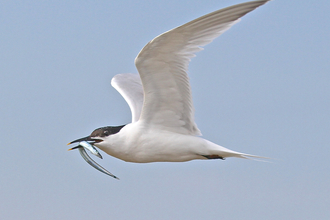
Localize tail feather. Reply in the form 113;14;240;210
204;140;270;162
229;152;271;162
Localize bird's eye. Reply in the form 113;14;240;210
104;130;109;135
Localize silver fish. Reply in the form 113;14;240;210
78;147;119;179
68;141;119;179
69;141;103;159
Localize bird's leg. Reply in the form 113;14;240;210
202;155;225;160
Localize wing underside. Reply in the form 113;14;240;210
111;73;144;123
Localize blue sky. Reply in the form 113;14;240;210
1;0;329;219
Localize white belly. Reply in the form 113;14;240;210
94;123;211;163
94;122;244;163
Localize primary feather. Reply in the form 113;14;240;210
134;0;270;136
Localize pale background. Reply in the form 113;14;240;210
1;0;329;219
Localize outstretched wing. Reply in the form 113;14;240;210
111;73;144;123
135;0;270;135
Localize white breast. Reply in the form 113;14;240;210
95;122;209;163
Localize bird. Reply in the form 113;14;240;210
68;0;270;177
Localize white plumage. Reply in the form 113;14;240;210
69;0;270;175
97;0;269;162
111;73;143;123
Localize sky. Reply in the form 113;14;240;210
1;0;329;219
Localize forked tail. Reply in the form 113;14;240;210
203;139;270;162
234;152;270;162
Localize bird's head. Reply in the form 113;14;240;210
68;125;126;146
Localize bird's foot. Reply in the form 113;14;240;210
202;155;225;160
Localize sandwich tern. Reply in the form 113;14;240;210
68;0;271;178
